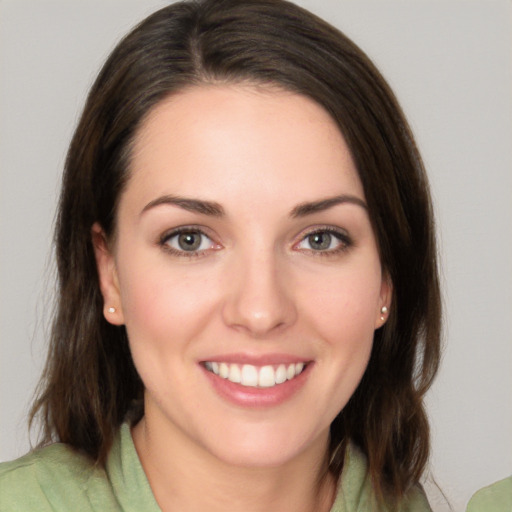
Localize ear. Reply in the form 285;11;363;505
91;223;125;325
375;271;393;329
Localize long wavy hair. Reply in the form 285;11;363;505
31;0;441;504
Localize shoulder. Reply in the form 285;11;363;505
466;475;512;512
0;424;158;512
330;443;432;512
1;442;97;481
0;444;113;512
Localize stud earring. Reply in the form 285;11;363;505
380;306;388;321
108;307;116;314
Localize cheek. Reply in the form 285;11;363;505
116;255;221;351
321;284;376;370
298;261;381;388
299;263;382;337
116;260;223;400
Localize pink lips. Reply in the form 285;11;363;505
200;354;312;407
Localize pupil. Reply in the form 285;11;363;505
309;232;331;250
178;233;201;251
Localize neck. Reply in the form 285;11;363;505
132;415;337;512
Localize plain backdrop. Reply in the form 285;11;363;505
1;1;511;511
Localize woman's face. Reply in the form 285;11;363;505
95;85;390;468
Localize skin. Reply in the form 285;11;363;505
93;85;391;512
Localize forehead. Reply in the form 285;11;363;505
125;84;364;209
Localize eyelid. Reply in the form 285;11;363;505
293;225;352;254
158;225;221;257
159;225;209;243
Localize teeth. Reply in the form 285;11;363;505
258;365;275;387
275;364;287;384
228;364;241;383
241;364;258;386
219;362;229;379
205;361;306;388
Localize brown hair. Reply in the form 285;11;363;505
31;0;441;504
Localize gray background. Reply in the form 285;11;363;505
1;1;511;510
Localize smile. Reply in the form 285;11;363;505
204;361;306;388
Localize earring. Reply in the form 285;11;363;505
108;307;116;314
380;306;388;321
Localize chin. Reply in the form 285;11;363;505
200;424;328;469
213;445;302;469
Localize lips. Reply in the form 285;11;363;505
204;361;306;388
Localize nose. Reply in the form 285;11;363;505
221;250;297;337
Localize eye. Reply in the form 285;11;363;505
295;228;351;254
160;228;217;256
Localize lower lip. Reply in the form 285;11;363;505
201;364;312;407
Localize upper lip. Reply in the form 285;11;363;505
199;353;311;366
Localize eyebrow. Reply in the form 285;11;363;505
141;195;225;217
290;195;367;217
141;193;366;218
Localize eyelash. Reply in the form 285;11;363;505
158;226;217;258
158;225;353;258
294;227;352;257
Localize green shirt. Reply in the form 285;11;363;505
0;424;430;511
466;476;512;512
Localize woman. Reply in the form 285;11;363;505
0;0;440;510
